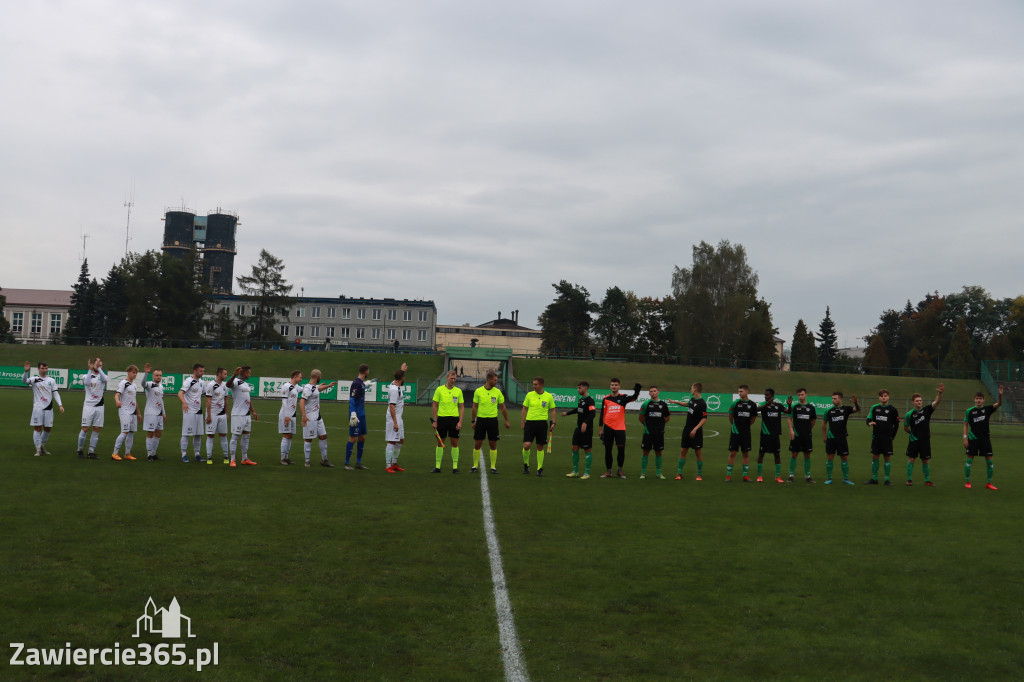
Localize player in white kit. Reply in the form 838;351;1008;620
178;363;207;463
23;360;64;456
112;363;147;461
299;369;338;468
78;357;107;459
142;368;166;461
278;370;303;465
227;366;259;467
205;367;230;464
385;362;408;473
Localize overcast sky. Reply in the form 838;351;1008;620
2;0;1022;348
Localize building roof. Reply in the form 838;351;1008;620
1;288;73;307
211;293;435;308
476;317;538;331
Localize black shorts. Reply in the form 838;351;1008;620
790;433;813;454
603;428;626;447
871;435;894;456
642;432;665;452
681;428;703;450
728;432;752;453
436;416;460;439
966;437;992;458
572;426;593;449
523;420;549;446
906;440;931;460
473;417;500;442
759;434;781;455
825;436;849;456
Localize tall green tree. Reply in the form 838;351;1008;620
942;318;977;374
671;240;764;362
817;307;838;372
593;286;639;355
96;264;131;342
790;320;817;371
65;260;99;343
236;249;293;344
862;334;890;374
901;347;933;377
538;280;596;354
736;298;779;368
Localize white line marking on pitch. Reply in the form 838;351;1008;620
480;467;529;681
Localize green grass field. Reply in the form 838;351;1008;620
2;388;1023;680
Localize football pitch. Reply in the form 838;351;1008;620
2;389;1023;680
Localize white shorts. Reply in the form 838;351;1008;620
279;412;297;435
81;405;105;429
143;415;165;432
181;413;204;436
30;408;55;428
302;417;327;440
119;415;138;433
206;414;228;435
231;415;252;435
385;419;405;443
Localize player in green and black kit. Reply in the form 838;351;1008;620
639;386;670;479
726;385;758;482
787;388;816;483
822;392;860;485
963;385;1003;490
904;383;943;486
563;381;596;479
757;389;791;483
668;383;708;480
865;389;900;485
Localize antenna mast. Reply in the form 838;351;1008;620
124;181;135;256
79;229;90;262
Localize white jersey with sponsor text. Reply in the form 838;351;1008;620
280;382;300;419
116;379;140;419
388;382;404;421
83;370;108;408
23;371;62;410
206;381;228;416
180;376;205;415
143;380;165;417
228;377;253;417
301;383;323;420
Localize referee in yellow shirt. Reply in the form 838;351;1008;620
521;376;556;476
472;371;511;473
431;370;465;473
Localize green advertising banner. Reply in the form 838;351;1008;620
0;365;29;388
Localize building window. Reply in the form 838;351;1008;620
311;306;320;318
387;328;396;340
387;309;397;321
31;312;42;335
11;312;23;334
310;326;320;337
50;314;62;336
280;325;290;336
235;305;246;316
295;308;304;318
341;308;350;319
221;305;230;314
402;329;411;341
418;329;427;341
356;328;365;340
339;327;349;339
403;310;412;321
371;328;381;340
419;310;429;322
326;327;335;338
356;308;366;319
295;325;305;337
372;309;381;320
327;307;336;319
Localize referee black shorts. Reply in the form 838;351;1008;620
436;416;460;439
473;417;500;442
523;420;549;446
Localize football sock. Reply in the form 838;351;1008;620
474;448;482;468
125;433;134;454
146;437;154;456
789;457;797;477
281;438;291;459
571;450;580;473
490;448;498;469
756;461;763;476
522;448;530;465
345;441;353;464
616;446;625;468
741;464;749;477
193;435;202;456
906;461;914;480
180;436;189;458
922;461;930;482
386;443;394;466
230;435;239;462
883;460;891;481
318;439;328;461
41;430;51;446
641;455;648;475
220;436;228;456
89;432;99;452
726;463;734;477
964;457;972;481
584;452;592;475
696;460;703;476
33;430;42;450
435;446;444;468
803;458;811;477
537;449;545;470
452;447;460;468
826;459;834;480
775;462;782;477
655;455;662;476
208;436;216;458
841;460;850;480
78;431;87;450
986;459;994;482
604;445;613;471
241;434;250;459
356;441;364;463
392;445;401;463
114;432;126;453
871;459;880;480
304;441;312;462
677;457;686;474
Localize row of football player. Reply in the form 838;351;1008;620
539;380;1006;490
22;359;411;470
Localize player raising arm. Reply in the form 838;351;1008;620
668;383;707;480
78;357;107;459
299;369;338;468
23;360;64;456
227;366;258;467
963;385;1003;490
904;383;942;486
